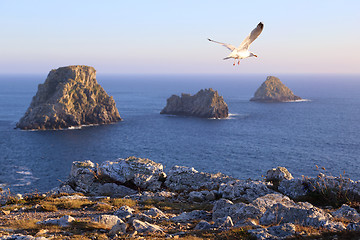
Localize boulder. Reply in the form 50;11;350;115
96;215;123;228
109;221;127;235
332;204;360;222
265;167;294;182
249;223;296;240
165;165;233;192
99;157;165;191
259;201;345;230
0;234;48;240
16;65;121;130
347;222;360;231
90;183;137;197
65;157;165;196
50;185;76;195
194;220;212;230
250;76;301;102
213;193;345;231
114;205;135;220
213;216;234;229
132;219;164;234
278;173;360;199
160;88;228;118
143;207;167;219
171;210;211;223
212;199;262;224
38;215;75;227
219;179;275;201
127;191;176;202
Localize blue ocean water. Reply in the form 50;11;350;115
0;74;359;193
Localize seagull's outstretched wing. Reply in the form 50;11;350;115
208;38;236;51
238;22;264;50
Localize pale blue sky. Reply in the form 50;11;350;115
1;0;359;74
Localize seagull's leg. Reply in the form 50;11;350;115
238;60;240;65
233;60;236;66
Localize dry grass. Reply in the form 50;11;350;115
294;166;360;208
101;197;137;208
6;219;40;231
40;202;59;212
92;202;113;211
69;220;110;231
185;227;255;240
288;230;360;239
39;198;92;212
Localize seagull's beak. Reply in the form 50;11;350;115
254;54;258;57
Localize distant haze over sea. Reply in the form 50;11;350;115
0;74;359;193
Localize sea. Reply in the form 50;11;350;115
0;74;359;194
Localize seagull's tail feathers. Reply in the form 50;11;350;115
223;57;232;60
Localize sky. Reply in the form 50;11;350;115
1;0;359;75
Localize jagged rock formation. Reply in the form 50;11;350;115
250;76;302;102
46;158;360;239
160;88;228;118
16;65;121;130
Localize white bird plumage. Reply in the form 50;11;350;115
208;22;264;66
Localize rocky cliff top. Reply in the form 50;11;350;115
250;76;302;102
160;88;228;119
16;65;121;130
2;157;360;239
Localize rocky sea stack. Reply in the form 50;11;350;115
16;65;121;130
250;76;302;102
160;88;228;119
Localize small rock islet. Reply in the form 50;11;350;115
16;65;121;130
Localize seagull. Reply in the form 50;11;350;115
208;22;264;66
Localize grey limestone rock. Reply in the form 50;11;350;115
0;235;48;240
99;156;165;191
132;219;164;234
213;216;234;229
266;167;294;182
90;182;137;197
165;165;233;192
171;210;211;223
219;179;275;201
259;201;345;231
96;214;123;228
143;207;167;219
332;204;360;222
109;221;127;235
347;222;360;231
127;191;177;202
213;193;345;231
114;205;135;220
277;178;308;199
250;76;301;102
249;223;296;240
278;173;360;200
50;184;76;195
38;215;75;227
161;88;228;118
65;157;165;196
194;220;212;230
16;65;121;130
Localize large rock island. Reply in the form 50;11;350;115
16;65;121;130
250;76;302;102
160;88;228;119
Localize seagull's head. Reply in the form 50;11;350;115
250;52;258;58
